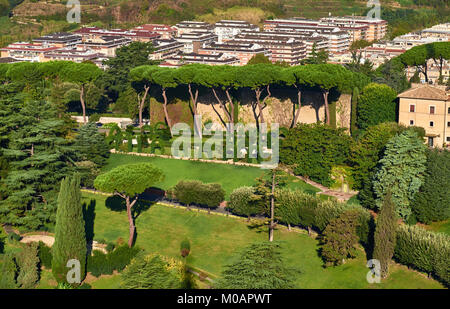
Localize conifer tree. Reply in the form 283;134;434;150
52;174;87;285
411;149;450;223
373;191;397;278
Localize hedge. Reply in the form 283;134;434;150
394;225;449;286
169;180;225;210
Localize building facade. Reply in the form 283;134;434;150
398;84;450;148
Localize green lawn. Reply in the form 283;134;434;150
103;153;320;197
425;219;450;236
83;192;444;289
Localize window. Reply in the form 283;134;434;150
428;137;434;147
410;105;415;112
429;106;435;114
448;107;450;114
410;120;414;125
448;122;450;127
447;137;450;142
430;121;434;127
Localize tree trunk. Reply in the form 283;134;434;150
80;85;87;124
125;196;138;248
161;89;172;136
188;84;201;137
291;87;302;128
322;90;330;125
288;223;291;231
139;85;150;128
269;171;275;242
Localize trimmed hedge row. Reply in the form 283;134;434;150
394;225;450;286
167;180;225;210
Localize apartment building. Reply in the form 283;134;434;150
198;42;270;66
74;27;160;42
421;23;450;40
213;20;259;43
264;23;349;54
76;35;131;57
0;42;59;62
320;16;387;41
175;21;214;36
149;39;184;61
230;33;306;65
32;32;82;48
398;84;450;148
132;24;177;39
175;32;218;53
161;52;239;67
42;48;104;64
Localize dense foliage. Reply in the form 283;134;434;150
394;225;450;286
411;149;450;223
121;252;191;289
372;130;427;220
280;123;352;186
356;83;398;131
169;180;225;211
215;241;298;289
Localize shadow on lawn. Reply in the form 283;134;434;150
83;199;96;255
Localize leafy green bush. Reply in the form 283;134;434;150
7;231;21;242
171;180;225;211
86;245;141;277
180;239;190;258
227;186;262;220
280;123;352;187
38;241;52;269
394;225;450;286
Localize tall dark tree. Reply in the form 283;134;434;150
102;42;156;102
0;99;77;229
52;174;87;285
373;191;397;278
411;149;450;223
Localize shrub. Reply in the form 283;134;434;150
38;241;52;269
7;231;21;242
394;225;450;286
121;253;188;289
106;242;115;253
227;186;262;220
86;245;141;277
171;180;225;211
0;253;18;289
280;123;352;187
180;239;191;258
16;242;39;289
320;210;361;266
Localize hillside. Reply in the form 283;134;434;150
0;0;449;47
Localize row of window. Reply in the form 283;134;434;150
410;120;450;127
410;105;450;114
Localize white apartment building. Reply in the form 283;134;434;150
213;20;259;43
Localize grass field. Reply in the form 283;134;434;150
103;153;320;197
425;220;450;236
82;192;444;289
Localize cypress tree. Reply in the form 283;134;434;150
52;174;87;285
373;191;397;278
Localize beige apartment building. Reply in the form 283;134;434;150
398;84;450;148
